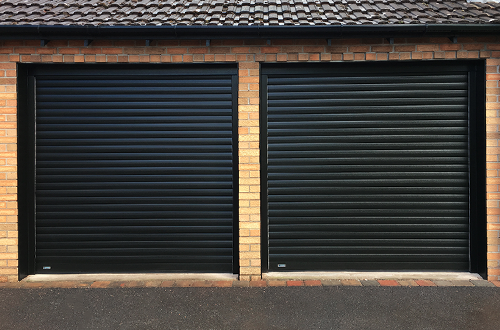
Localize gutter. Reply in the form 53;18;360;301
0;24;499;40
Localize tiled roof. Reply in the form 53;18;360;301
1;0;500;26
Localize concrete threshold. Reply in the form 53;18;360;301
24;273;238;282
263;271;483;281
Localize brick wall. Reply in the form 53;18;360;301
0;37;499;282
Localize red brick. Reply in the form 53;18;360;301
261;47;280;53
0;63;16;70
492;51;500;58
62;55;76;62
191;281;212;287
210;47;231;54
0;78;16;85
326;46;347;53
304;46;325;53
107;55;119;62
204;54;215;61
190;47;208;54
394;45;415;52
354;53;365;61
36;48;56;55
286;280;304;286
160;281;175;287
440;44;462;51
90;281;111;288
417;45;439;52
349;45;370;53
102;48;122;54
434;52;446;59
59;48;80;55
488;269;500;276
491;281;500;287
389;53;399;60
167;47;188;54
372;45;393;52
445;52;457;59
343;53;354;61
304;280;322;286
376;53;388;61
341;280;362;286
231;47;251;53
309;54;320;61
123;47;145;55
467;51;479;58
120;281;141;287
478;50;489;58
487;74;500;81
400;52;412;60
422;52;433;59
174;280;193;287
14;47;37;54
378;280;399;286
463;44;485;51
298;53;309;61
132;280;156;287
213;281;234;287
415;280;437;287
249;280;267;287
171;55;182;62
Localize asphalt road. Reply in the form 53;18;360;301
1;287;499;330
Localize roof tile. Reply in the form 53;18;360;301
1;0;500;26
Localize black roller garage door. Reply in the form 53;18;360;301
20;64;238;274
262;61;485;273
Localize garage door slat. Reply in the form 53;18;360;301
37;86;232;95
37;219;234;227
269;82;468;92
37;166;231;174
37;101;233;109
269;105;467;113
39;241;233;248
37;78;231;88
267;74;467;85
